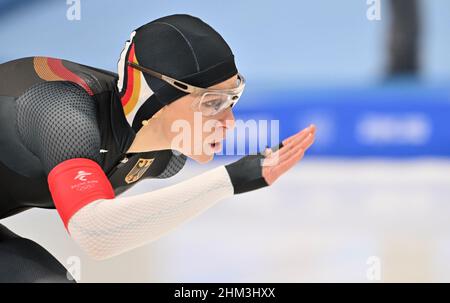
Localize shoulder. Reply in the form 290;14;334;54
16;81;102;173
17;81;99;142
17;81;96;114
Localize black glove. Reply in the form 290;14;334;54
225;142;283;194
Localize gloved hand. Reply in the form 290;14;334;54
225;125;316;194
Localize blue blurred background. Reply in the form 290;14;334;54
1;0;450;282
1;0;449;157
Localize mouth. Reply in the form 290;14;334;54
209;141;222;153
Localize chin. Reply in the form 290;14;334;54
190;153;215;164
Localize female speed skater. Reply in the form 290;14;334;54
0;14;316;282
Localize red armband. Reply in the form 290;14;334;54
48;158;115;229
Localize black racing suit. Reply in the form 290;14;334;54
0;57;187;282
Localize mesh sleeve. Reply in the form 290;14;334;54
68;165;234;260
155;153;187;179
16;81;101;174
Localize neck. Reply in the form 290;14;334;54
126;117;170;153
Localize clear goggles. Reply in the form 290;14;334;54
127;61;245;116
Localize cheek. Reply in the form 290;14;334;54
165;100;193;127
201;118;219;138
178;101;198;129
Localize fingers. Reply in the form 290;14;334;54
265;131;315;168
278;131;315;160
282;129;308;147
263;124;316;168
263;135;314;166
280;126;315;155
279;133;314;164
263;125;317;184
301;134;315;151
264;133;306;159
282;124;315;147
271;147;306;177
266;124;315;158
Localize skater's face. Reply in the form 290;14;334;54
162;75;238;163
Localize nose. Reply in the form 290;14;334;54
219;108;235;131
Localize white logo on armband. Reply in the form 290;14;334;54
71;170;98;192
74;170;92;182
